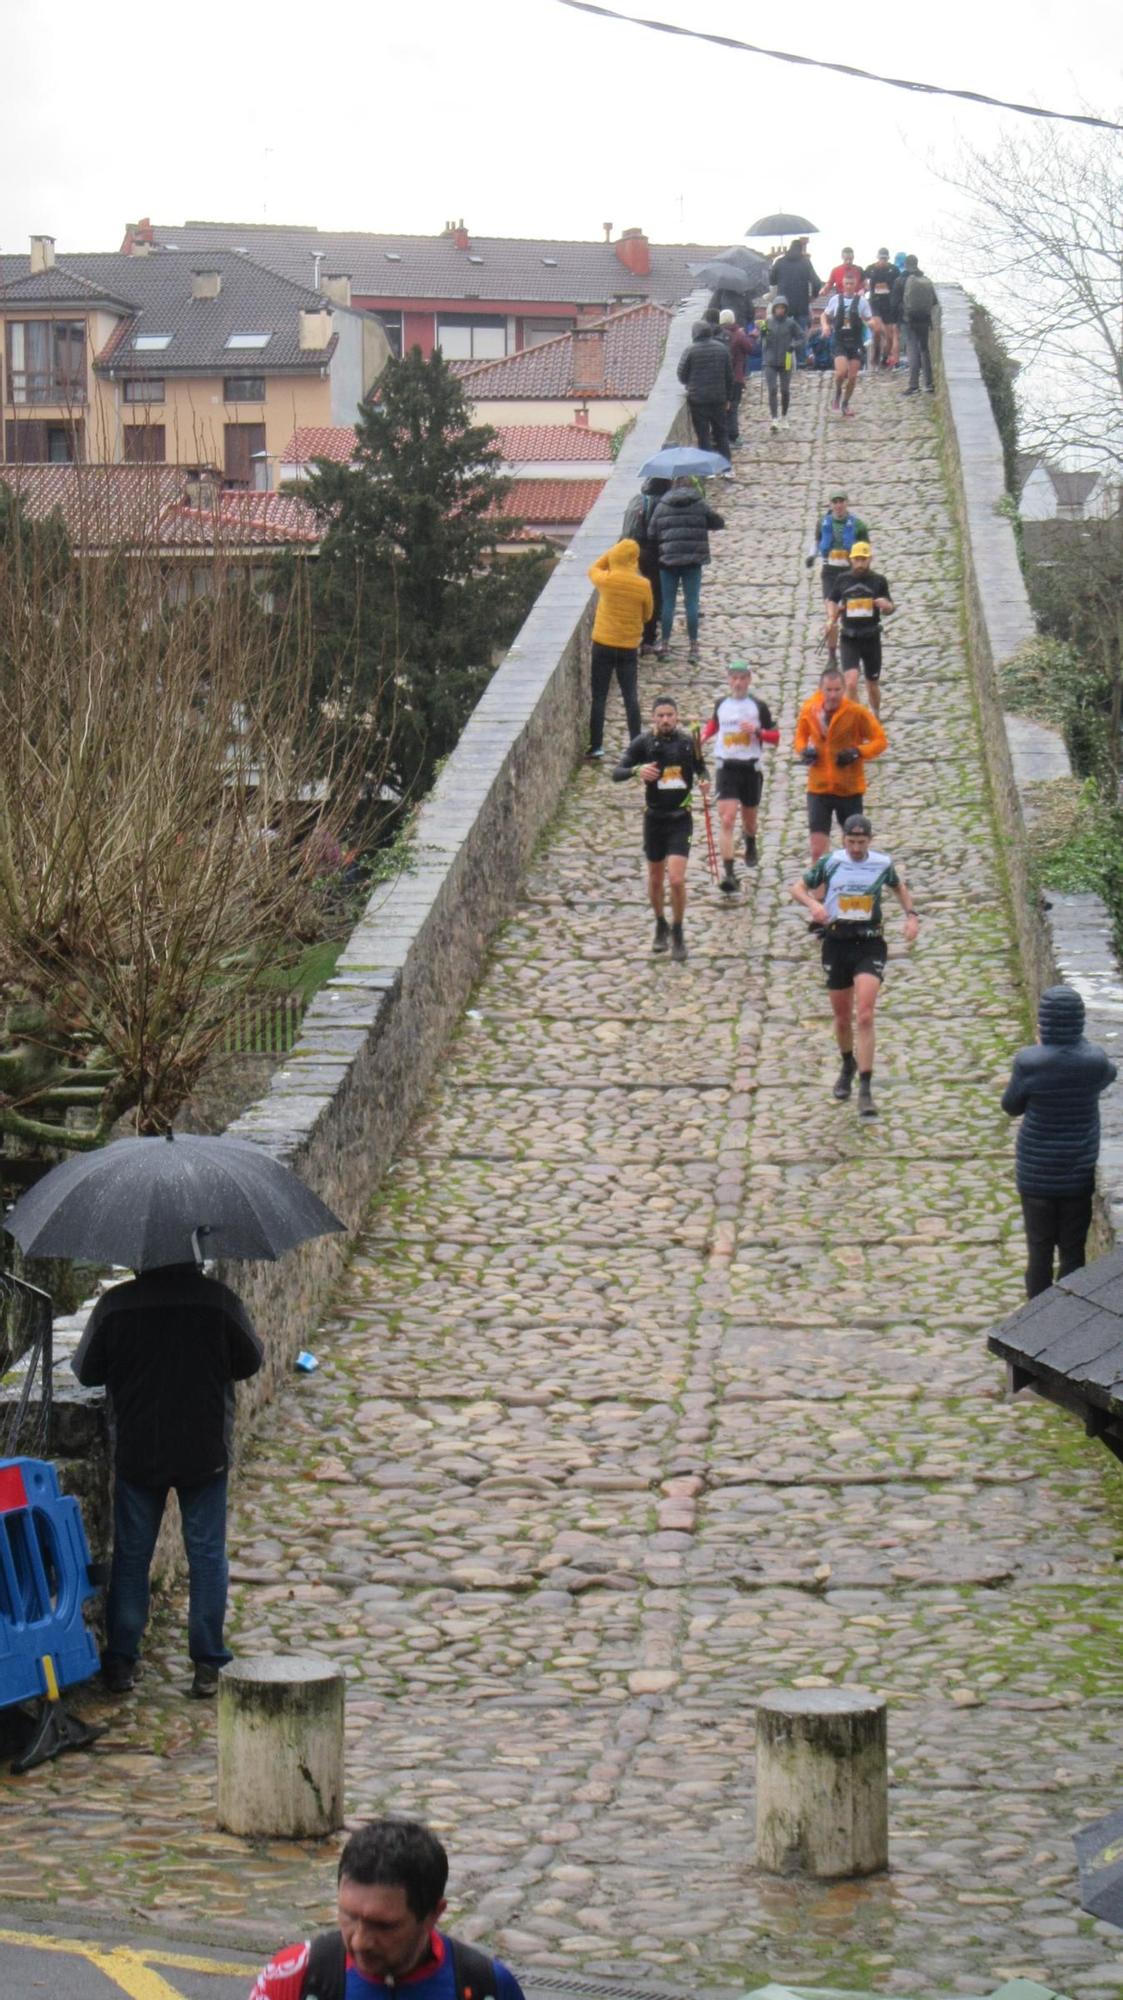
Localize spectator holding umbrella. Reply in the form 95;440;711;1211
768;239;822;350
648;475;725;664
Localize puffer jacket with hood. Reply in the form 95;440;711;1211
676;324;734;405
769;251;821;318
760;301;806;371
588;539;654;648
1001;986;1116;1196
648;487;725;571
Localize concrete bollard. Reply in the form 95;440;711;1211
755;1685;888;1879
217;1654;345;1838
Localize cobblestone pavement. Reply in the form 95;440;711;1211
5;366;1123;1998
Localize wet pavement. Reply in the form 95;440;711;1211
3;364;1123;1999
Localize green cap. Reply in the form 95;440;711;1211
727;659;752;676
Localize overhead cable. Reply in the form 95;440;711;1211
551;0;1123;133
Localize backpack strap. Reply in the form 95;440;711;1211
450;1938;498;2000
303;1930;347;2000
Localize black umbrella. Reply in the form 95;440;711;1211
4;1133;344;1271
717;246;770;282
1076;1804;1123;1928
688;260;753;293
747;212;819;237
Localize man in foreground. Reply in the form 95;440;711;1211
793;665;888;861
701;661;779;892
613;694;709;962
247;1817;527;2000
826;541;895;718
791;812;919;1120
72;1258;263;1699
1002;985;1116;1297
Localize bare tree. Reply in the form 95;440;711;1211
942;123;1123;480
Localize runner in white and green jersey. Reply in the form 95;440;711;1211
789;813;919;1118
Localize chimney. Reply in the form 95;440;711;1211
320;273;352;308
573;407;589;429
192;269;222;299
452;219;470;251
299;308;333;351
29;235;56;275
572;326;605;395
614;227;651;279
602;221;613;243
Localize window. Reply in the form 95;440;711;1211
133;334;172;351
225;332;271;350
384;251;401;263
372;311;402;359
5;418;84;462
435;314;506;360
223;376;266;403
123;378;165;403
124;425;166;463
541;257;558;267
522;316;575;349
5;321;86;404
224;422;267;488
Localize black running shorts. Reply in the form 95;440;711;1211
821;561;850;598
806;791;863;837
644;811;692;864
716;762;763;808
821;929;888;990
840;630;883;681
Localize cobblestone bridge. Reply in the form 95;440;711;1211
5;368;1123;1999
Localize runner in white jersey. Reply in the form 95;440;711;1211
700;662;780;893
789;812;919;1118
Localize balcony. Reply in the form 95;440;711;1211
5;371;88;408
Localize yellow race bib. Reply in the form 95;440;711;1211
846;596;875;619
838;892;874;920
658;765;684;789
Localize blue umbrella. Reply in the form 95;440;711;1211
637;446;730;480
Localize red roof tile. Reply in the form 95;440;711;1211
458;302;671;401
495;425;613;462
495;478;607;525
0;463;318;551
279;425;357;465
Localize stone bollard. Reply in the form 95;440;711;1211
217;1655;344;1838
755;1686;888;1879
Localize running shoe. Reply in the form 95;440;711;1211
857;1077;879;1119
652;917;670;954
670;925;688;963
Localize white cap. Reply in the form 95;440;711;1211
718;308;735;325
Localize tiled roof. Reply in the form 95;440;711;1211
497;478;607;525
0;267;137;309
495;425;613;462
0;250;339;376
458;302;671;401
0;463;318;551
280;425;357;465
137;221;723;307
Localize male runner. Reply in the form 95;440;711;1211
700;662;780;893
826;247;866;295
864;248;900;367
790;812;918;1119
821;273;874;416
826;542;895;717
793;665;887;861
613;695;709;962
807;491;871;664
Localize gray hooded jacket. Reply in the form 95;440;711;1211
1001;985;1116;1196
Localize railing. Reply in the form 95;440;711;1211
5;372;87;407
0;1271;54;1457
222;990;306;1056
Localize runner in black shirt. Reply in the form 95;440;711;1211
826;543;895;718
864;249;899;369
613;695;708;962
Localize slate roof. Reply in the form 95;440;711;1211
1016;452;1104;513
134;222;723;307
989;1245;1123;1430
0;463;318;551
0;250;339;377
459;303;672;402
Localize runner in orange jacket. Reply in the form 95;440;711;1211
793;664;888;860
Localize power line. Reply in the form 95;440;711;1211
551;0;1123;133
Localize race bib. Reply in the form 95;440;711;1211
658;765;684;789
837;892;874;921
827;549;850;565
723;728;753;747
873;284;890;295
846;596;875;619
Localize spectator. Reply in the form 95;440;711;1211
648;475;725;664
1001;985;1116;1298
769;238;822;348
676;321;734;461
901;255;938;395
718;307;756;445
760;297;806;431
621;476;669;654
585;537;652;758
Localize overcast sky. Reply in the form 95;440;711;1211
3;0;1118;273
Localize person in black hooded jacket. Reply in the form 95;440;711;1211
647;476;725;661
1001;984;1116;1297
676;322;734;459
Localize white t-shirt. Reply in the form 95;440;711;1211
825;293;874;325
710;692;773;764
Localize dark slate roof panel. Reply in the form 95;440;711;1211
1036;1314;1123;1375
0;267;137;309
1059;1247;1123;1297
990;1293;1101;1361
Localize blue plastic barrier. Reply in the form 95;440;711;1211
0;1457;100;1709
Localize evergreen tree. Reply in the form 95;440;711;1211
296;348;552;807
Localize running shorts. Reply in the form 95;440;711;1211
821;929;888;990
716;762;763;808
840;630;883;681
821;561;850;598
832;336;863;364
806;791;863;838
644;810;692;864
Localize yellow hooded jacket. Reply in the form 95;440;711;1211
588;539;654;649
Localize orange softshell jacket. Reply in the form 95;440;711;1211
792;694;887;795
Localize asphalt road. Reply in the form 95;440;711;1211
0;1913;260;1998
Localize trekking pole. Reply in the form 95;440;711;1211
691;724;720;882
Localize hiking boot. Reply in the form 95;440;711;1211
832;1053;857;1101
688;642;700;664
902;386;919;397
744;835;758;867
670;924;688;964
587;747;604;761
719;862;738;895
857;1076;879;1119
189;1662;221;1700
102;1655;137;1695
654;644;668;660
652;917;670;954
770;418;779;433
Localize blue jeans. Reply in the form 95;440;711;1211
105;1471;232;1666
660;566;702;643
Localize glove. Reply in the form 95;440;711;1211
798;746;819;765
805;554;816;570
835;747;861;767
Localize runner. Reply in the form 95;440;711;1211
864;248;900;368
825;542;895;718
700;662;779;893
821;274;874;416
807;490;871;663
826;247;866;295
790;812;919;1119
793;664;888;861
613;695;709;962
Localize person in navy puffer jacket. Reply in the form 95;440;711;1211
1001;984;1116;1297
